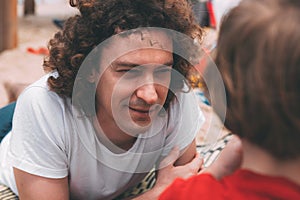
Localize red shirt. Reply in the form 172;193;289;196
159;169;300;200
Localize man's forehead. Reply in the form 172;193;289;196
110;29;173;51
98;29;173;69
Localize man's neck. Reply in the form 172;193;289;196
241;139;300;186
93;114;137;153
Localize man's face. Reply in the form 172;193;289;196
95;30;173;135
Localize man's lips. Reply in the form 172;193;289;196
129;106;151;113
128;104;162;116
127;105;162;124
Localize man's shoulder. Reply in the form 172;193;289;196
169;91;200;114
21;74;62;101
166;90;204;135
16;74;69;110
28;74;51;90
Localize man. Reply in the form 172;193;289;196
0;0;206;199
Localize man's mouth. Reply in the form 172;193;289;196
129;106;151;114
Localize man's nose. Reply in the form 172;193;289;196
136;83;158;105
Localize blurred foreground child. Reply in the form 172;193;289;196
160;0;300;199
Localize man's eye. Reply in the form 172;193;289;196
116;69;129;73
117;69;141;77
117;69;135;73
157;68;172;73
155;68;172;76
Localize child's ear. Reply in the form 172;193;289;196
87;68;99;83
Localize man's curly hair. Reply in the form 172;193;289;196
44;0;203;115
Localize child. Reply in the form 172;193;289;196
159;0;300;199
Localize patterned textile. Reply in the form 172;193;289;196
113;168;157;200
0;185;18;200
197;133;233;167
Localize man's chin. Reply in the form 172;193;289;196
113;109;159;135
133;119;152;128
118;119;153;136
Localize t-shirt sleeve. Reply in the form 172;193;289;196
161;90;205;157
7;86;68;178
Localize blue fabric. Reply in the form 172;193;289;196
194;90;210;105
0;102;16;143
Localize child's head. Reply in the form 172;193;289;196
215;0;300;160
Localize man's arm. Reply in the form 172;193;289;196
133;135;243;200
201;135;242;179
14;168;69;200
174;140;197;166
133;143;202;200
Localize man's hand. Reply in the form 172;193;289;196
155;135;242;192
201;135;243;179
134;135;243;199
155;147;203;191
133;147;203;200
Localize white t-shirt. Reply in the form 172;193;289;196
0;75;204;199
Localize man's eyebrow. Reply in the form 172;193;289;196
159;61;174;67
112;61;174;68
112;61;139;68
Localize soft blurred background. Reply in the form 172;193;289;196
0;0;77;107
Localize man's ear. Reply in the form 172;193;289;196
87;68;99;83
